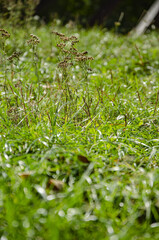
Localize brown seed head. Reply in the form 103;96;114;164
58;61;73;68
0;29;10;38
82;51;88;55
52;31;65;37
62;49;70;54
60;36;71;42
56;43;66;48
71;40;79;45
70;35;78;40
7;51;21;62
27;34;40;46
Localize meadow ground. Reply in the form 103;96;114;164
1;24;159;239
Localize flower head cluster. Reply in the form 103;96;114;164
27;34;40;46
7;51;21;62
52;31;65;37
0;29;10;39
52;31;93;70
58;60;73;69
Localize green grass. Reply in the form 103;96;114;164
1;24;159;240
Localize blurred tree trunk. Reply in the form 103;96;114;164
132;0;159;36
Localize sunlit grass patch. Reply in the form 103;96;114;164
0;25;159;239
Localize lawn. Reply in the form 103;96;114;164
1;24;159;239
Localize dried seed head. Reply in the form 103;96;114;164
60;36;71;42
75;56;87;62
87;56;94;60
7;51;21;62
70;47;77;52
71;40;79;46
62;49;70;54
52;31;65;37
0;29;10;38
30;34;39;40
75;56;94;62
56;43;66;48
82;51;88;55
70;51;78;56
70;35;78;40
27;34;40;46
54;32;93;71
64;56;71;60
58;61;73;68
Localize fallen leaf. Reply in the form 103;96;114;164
77;155;90;163
48;179;64;191
18;172;33;179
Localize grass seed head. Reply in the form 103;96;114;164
27;34;40;46
0;29;10;38
58;61;73;69
71;40;79;46
52;31;65;37
56;43;66;48
60;36;71;42
7;51;21;62
70;35;78;40
62;49;70;54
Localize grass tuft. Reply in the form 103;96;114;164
0;25;159;239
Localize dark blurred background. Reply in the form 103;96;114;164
1;0;159;33
36;0;159;32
